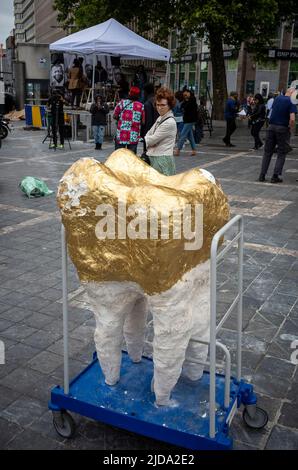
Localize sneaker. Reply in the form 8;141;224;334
271;175;283;183
191;150;196;156
258;174;266;182
49;144;56;149
57;144;64;149
226;143;235;147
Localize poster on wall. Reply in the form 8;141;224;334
52;53;114;88
50;53;65;87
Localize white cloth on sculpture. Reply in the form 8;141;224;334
83;259;210;405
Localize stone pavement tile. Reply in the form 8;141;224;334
218;329;268;355
241;351;264;373
265;425;298;450
266;340;293;362
232;440;259;450
6;428;64;450
0;291;32;307
35;302;64;318
0;287;13;298
244;320;279;342
286;381;298;403
23;312;54;329
229;412;269;450
260;293;297;316
16;296;53;313
251;372;291;399
37;288;64;302
103;422;179;451
256;356;295;380
27;350;64;375
244;278;279;302
0;365;57;403
1;323;38;341
276;278;298;296
5;343;41;366
0;395;45;427
47;336;87;357
24;329;62;349
0;417;23;448
28;410;66;442
273;318;298;354
0;367;46;394
255;394;282;424
254;308;286;327
51;358;89;383
69;324;94;344
0;385;22;410
1;306;35;322
278;402;298;429
0;318;14;331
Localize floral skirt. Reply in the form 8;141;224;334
148;155;176;176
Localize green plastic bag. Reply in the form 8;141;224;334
19;176;54;198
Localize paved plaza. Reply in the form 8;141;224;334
0;120;297;450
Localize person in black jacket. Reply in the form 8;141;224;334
90;95;109;150
174;90;198;156
47;89;66;149
248;93;266;150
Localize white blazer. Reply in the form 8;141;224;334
145;110;177;156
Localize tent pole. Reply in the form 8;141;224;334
92;53;96;101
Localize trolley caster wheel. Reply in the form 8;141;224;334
53;410;76;438
242;406;268;429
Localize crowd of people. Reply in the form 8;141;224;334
222;88;297;183
47;59;297;184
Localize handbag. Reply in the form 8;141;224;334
140;150;151;165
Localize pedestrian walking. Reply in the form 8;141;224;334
90;95;109;150
223;91;239;147
174;89;197;156
248;93;266;150
258;87;297;183
113;86;145;154
145;87;177;175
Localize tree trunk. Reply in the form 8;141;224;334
208;27;228;120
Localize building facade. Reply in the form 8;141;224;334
168;22;298;100
14;0;64;45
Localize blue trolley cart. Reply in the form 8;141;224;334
49;215;268;450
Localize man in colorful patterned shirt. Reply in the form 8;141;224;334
113;86;145;154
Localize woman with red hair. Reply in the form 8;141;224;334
145;87;177;175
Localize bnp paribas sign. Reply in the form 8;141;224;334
268;48;298;60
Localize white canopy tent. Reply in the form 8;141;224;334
50;18;170;99
50;18;170;61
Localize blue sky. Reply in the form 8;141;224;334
0;0;14;46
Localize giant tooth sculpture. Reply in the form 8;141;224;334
57;149;230;406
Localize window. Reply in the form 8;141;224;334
170;63;175;91
227;59;238;71
189;62;196;91
179;63;186;89
189;34;197;54
293;21;298;49
199;61;208;96
289;61;298;85
257;59;278;71
171;31;177;51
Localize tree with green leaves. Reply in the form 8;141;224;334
54;0;298;118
